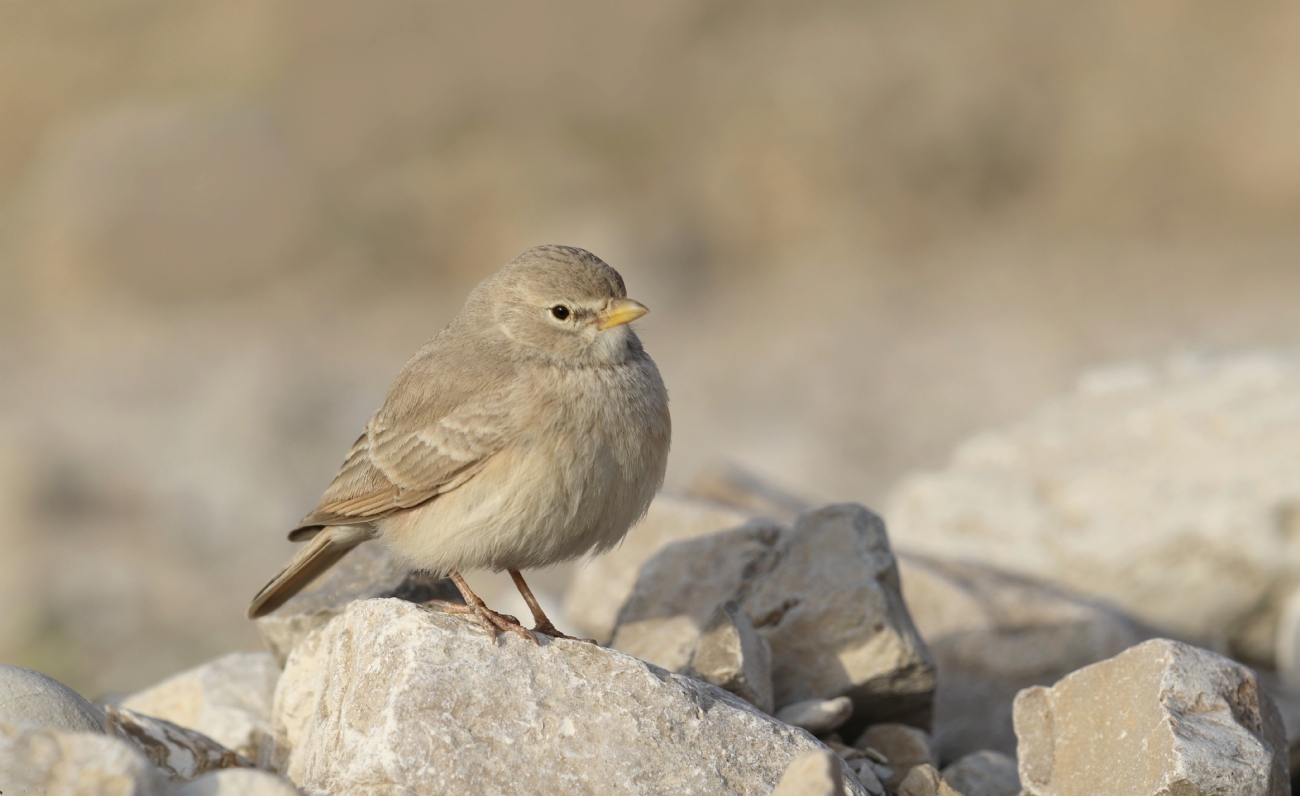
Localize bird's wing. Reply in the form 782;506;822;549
292;339;516;534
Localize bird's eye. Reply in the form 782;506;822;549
550;305;571;320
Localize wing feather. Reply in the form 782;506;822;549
293;393;512;532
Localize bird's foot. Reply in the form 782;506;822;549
530;617;598;644
424;599;537;644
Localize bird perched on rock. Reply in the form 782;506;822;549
248;245;670;642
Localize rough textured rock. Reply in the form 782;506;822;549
897;553;1150;762
776;697;854;735
1014;638;1288;796
611;520;784;672
0;663;107;734
254;541;460;665
119;651;279;759
612;504;935;738
897;764;961;796
771;749;847;796
175;768;303;796
565;494;760;642
685;599;775;713
271;598;868;796
104;705;250;782
0;718;170;795
941;751;1020;796
887;355;1300;660
855;723;938;790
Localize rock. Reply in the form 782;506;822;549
775;697;854;735
271;598;869;795
855;723;937;791
0;719;170;795
104;704;250;782
0;663;107;733
941;751;1020;796
119;651;280;759
1014;638;1288;796
771;749;847;796
175;768;303;796
1256;671;1300;777
611;520;784;672
254;541;460;665
887;354;1300;661
612;504;936;738
565;494;760;642
684;599;775;713
897;764;962;796
897;554;1150;762
843;758;890;796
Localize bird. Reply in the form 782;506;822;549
247;245;671;643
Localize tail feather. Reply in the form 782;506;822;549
247;524;373;619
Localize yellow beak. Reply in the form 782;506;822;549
596;298;649;330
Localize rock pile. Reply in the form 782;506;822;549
2;492;1295;793
610;503;936;737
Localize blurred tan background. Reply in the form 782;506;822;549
2;0;1299;698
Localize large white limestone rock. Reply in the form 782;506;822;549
564;494;759;643
119;651;280;760
1013;638;1288;796
270;598;868;796
887;355;1300;660
612;504;936;737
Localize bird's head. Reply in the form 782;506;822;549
471;245;649;365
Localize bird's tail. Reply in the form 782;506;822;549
247;524;374;619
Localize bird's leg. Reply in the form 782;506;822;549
509;569;596;643
426;571;536;644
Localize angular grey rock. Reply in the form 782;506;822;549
887;354;1300;661
843;758;889;796
271;598;869;795
254;541;460;665
941;751;1020;796
0;718;170;795
775;697;854;735
119;651;280;759
612;520;785;672
1013;638;1288;796
175;768;303;796
0;663;107;734
564;493;760;643
897;553;1150;762
612;504;936;738
685;599;775;713
855;723;938;791
771;749;847;796
897;764;961;796
104;704;251;782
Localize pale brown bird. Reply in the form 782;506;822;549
248;245;671;642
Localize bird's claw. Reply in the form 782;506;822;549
424;599;537;644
